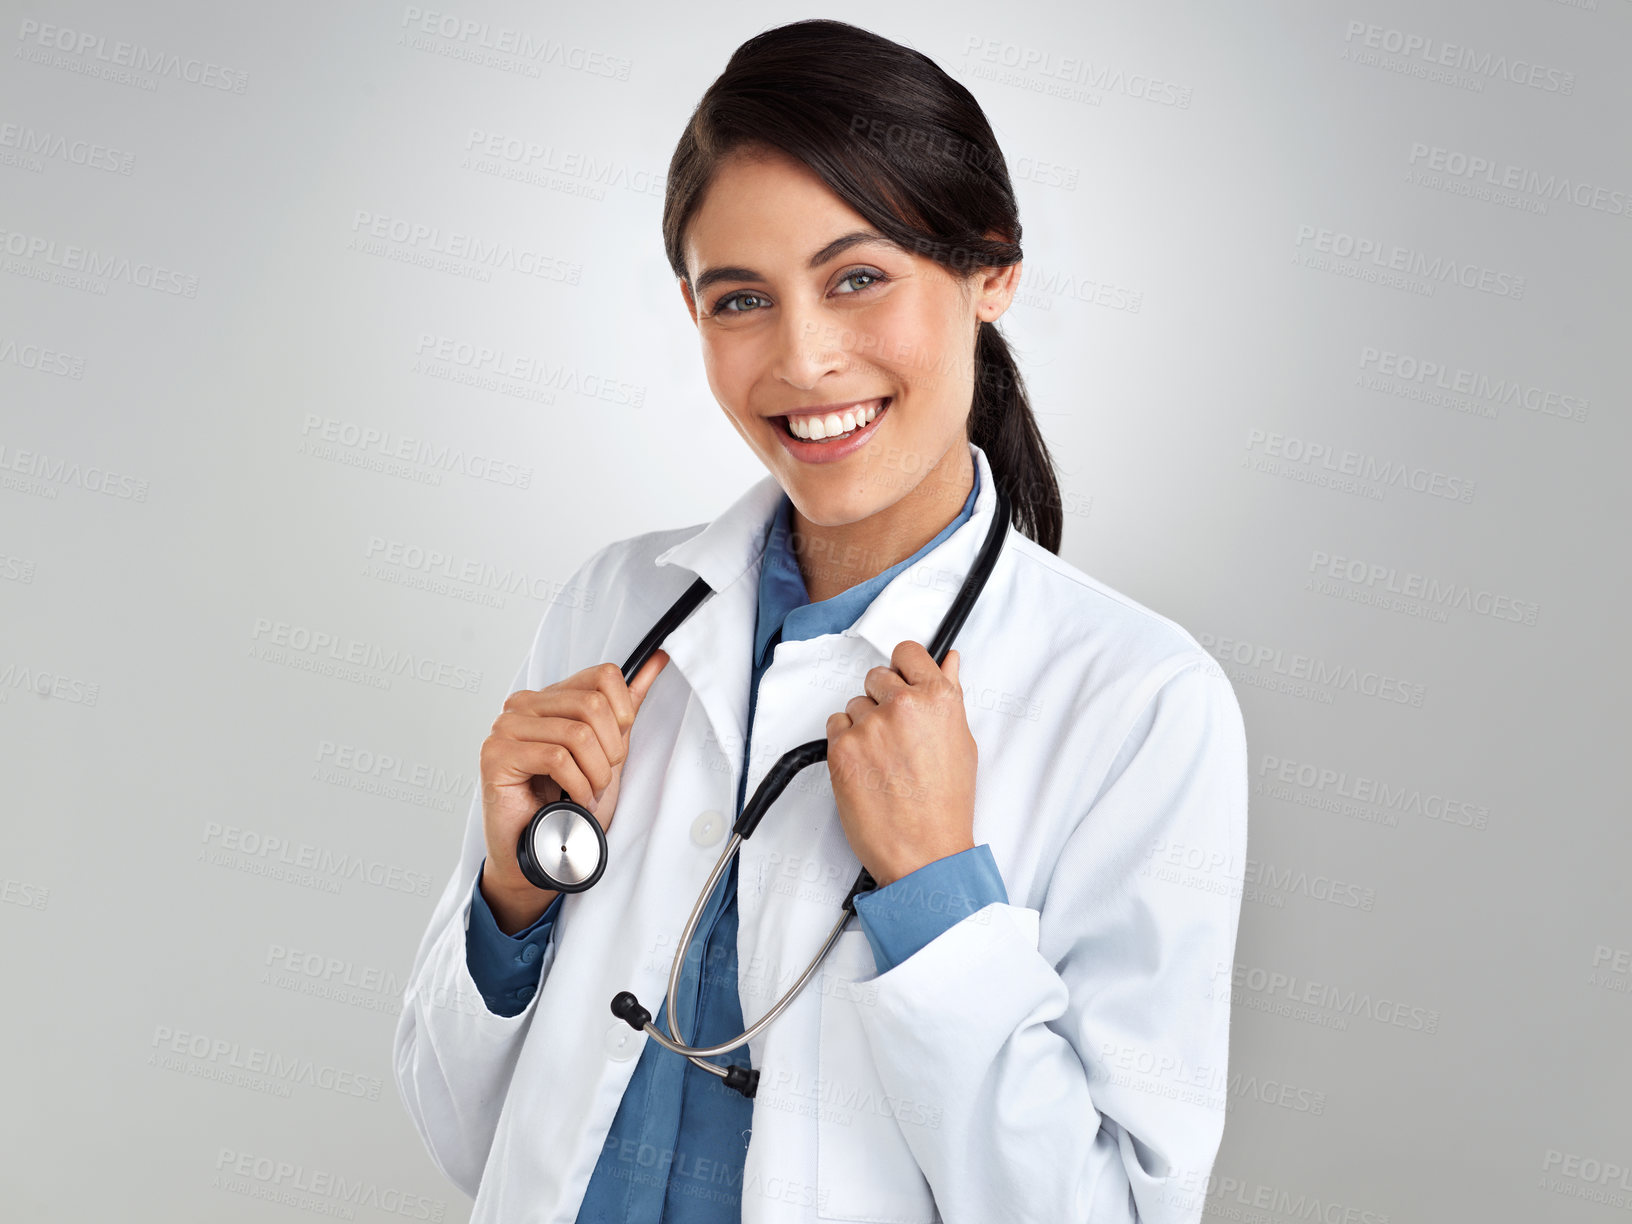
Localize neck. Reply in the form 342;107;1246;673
788;445;975;605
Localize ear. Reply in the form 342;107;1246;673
679;277;699;327
972;229;1021;324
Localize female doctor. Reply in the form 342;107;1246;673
394;18;1249;1224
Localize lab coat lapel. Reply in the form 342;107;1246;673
651;472;786;777
731;634;865;1039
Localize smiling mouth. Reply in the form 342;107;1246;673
775;397;890;442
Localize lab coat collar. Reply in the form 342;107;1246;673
843;441;999;668
654;471;785;598
651;441;1003;759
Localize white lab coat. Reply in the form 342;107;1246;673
393;441;1249;1224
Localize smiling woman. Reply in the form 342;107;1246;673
394;17;1248;1224
663;29;1064;601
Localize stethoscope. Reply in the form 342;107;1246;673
516;482;1012;1098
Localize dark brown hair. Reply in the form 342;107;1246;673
661;18;1064;554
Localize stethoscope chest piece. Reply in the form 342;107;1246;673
516;800;608;892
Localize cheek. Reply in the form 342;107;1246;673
701;336;750;393
700;339;766;441
699;338;746;399
867;303;962;397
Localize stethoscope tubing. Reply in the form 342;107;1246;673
639;831;853;1066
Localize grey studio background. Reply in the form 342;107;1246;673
1;0;1628;1220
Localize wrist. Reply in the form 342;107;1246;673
480;868;558;935
871;837;977;889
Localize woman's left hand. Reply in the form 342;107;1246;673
826;642;977;888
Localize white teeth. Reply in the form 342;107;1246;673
788;400;881;441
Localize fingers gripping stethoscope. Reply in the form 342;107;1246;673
516;483;1012;1098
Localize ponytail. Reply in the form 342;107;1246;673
970;320;1062;554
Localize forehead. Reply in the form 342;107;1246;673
683;148;872;273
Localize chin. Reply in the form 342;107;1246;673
794;488;889;528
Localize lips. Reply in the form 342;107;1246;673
772;397;891;465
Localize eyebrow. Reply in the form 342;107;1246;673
692;231;905;298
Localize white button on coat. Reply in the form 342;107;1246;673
603;1022;642;1062
393;442;1249;1223
690;809;725;846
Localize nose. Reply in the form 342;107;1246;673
773;299;846;390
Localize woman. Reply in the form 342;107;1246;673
394;19;1247;1224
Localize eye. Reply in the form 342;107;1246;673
713;289;769;315
835;267;886;294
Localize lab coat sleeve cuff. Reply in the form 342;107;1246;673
466;860;563;1018
851;843;1008;974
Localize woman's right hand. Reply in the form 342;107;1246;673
477;651;670;933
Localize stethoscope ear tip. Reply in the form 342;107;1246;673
610;990;651;1031
724;1066;758;1098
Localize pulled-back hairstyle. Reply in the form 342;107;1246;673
661;18;1063;554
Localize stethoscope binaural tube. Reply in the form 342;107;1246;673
514;575;714;893
612;482;1015;1098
